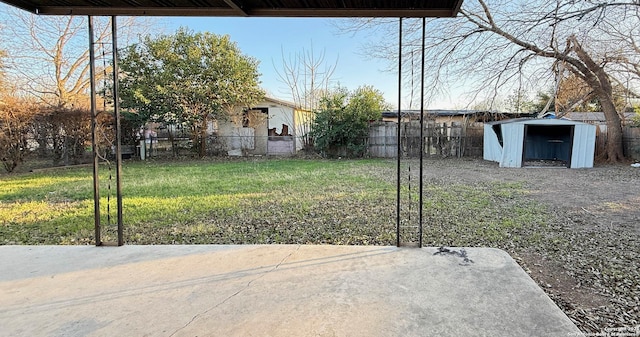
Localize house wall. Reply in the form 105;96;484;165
433;115;467;125
294;109;314;151
251;112;268;155
254;101;298;155
263;105;294;136
218;121;256;156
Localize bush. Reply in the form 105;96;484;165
0;97;36;173
310;86;387;157
29;106;101;166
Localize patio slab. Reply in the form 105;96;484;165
0;245;583;337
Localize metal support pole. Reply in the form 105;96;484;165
419;18;426;248
396;18;402;248
89;16;101;246
111;16;124;246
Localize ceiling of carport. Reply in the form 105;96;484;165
0;0;462;17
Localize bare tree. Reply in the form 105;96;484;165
0;44;6;95
0;7;152;108
274;45;337;149
336;0;640;162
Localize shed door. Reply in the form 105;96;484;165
522;125;574;167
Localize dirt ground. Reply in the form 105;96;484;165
425;158;640;233
419;157;640;332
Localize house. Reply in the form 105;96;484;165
141;97;311;157
484;118;596;168
216;97;312;156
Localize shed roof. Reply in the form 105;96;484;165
0;0;463;17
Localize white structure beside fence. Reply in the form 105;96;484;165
484;118;596;168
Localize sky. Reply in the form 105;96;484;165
0;1;459;109
160;16;406;108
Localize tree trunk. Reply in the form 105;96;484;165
599;95;625;162
568;36;626;162
199;119;207;158
168;128;177;157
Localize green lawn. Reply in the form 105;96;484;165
1;158;551;247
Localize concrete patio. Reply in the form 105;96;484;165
0;245;583;337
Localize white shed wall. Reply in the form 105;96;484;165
483;124;502;162
499;123;525;168
483;118;596;168
570;124;596;168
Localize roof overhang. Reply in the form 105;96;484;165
0;0;463;18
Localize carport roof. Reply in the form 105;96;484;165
0;0;463;17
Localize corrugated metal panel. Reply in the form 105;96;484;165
483;124;502;162
499;123;524;167
570;124;596;168
483;118;597;168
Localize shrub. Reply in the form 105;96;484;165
310;86;388;157
0;97;36;173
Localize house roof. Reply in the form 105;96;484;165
539;111;637;123
261;97;300;110
0;0;463;17
381;109;536;119
381;109;489;118
562;111;636;122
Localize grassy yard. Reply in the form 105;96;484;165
4;158;639;332
1;158;551;248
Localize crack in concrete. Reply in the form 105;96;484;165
168;245;301;337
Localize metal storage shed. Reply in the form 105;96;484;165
483;118;597;168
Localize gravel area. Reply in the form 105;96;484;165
417;158;640;333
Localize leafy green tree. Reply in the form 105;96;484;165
311;85;388;157
119;28;264;157
632;106;640;127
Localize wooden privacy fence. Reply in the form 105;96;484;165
368;122;484;158
593;125;640;161
623;127;640;160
